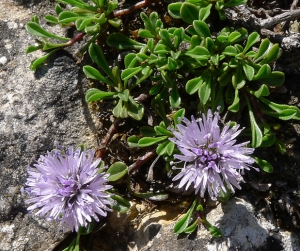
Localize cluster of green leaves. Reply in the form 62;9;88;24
25;0;300;241
102;2;300;154
168;0;247;20
128;109;184;157
174;199;222;236
85;43;144;120
26;0;120;70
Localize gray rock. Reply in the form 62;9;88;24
95;197;299;251
0;1;99;250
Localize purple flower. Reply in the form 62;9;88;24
25;146;113;232
169;110;258;200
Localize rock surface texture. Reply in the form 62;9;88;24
0;0;300;250
0;0;98;250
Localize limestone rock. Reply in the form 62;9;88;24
89;197;300;251
0;1;99;250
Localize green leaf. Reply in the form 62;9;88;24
157;140;172;156
252;84;270;98
260;134;275;147
121;67;143;81
170;87;181;108
242;62;255;81
31;15;39;24
44;15;58;24
138;136;168;147
209;226;223;237
118;89;130;102
107;0;119;13
229;57;238;68
149;81;163;95
217;71;231;86
42;42;68;50
243;32;260;53
274;138;286;154
184;219;198;234
217;187;231;202
263;108;297;120
57;0;97;11
259;44;281;64
254;38;270;61
228;89;240;112
29;49;60;70
127;97;144;120
58;11;79;23
76;18;93;31
89;43;116;83
227;31;242;44
124;53;138;68
26;22;70;41
193;20;211;37
108;18;122;28
259;96;300;120
232;65;246;89
107;33;145;50
173;108;185;125
254;157;273;173
78;222;95;235
139;29;155;38
174;199;197;234
247;97;263;147
111;194;131;213
160;29;174;50
180;2;199;24
140;12;156;35
185;46;210;59
85;88;116;102
196;204;203;211
222;46;237;56
26;44;43;54
261;71;285;87
167;57;177;71
83;66;115;86
199;4;212;21
107;162;129;182
199;79;211;105
252;64;271;81
224;0;247;7
140;126;156;137
168;2;183;19
154;125;172;136
62;237;77;251
55;4;63;15
113;99;124;118
127;135;140;148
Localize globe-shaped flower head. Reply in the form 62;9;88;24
25;145;113;232
169;110;258;200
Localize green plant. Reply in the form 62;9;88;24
24;0;300;246
26;0;120;70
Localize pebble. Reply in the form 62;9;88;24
0;56;8;65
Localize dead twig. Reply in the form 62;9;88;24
291;0;299;10
257;9;300;29
128;150;157;174
112;0;159;18
96;118;122;159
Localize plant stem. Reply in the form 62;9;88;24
65;32;85;47
112;0;159;18
96;118;122;159
128;150;157;174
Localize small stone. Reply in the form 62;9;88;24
0;56;8;65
